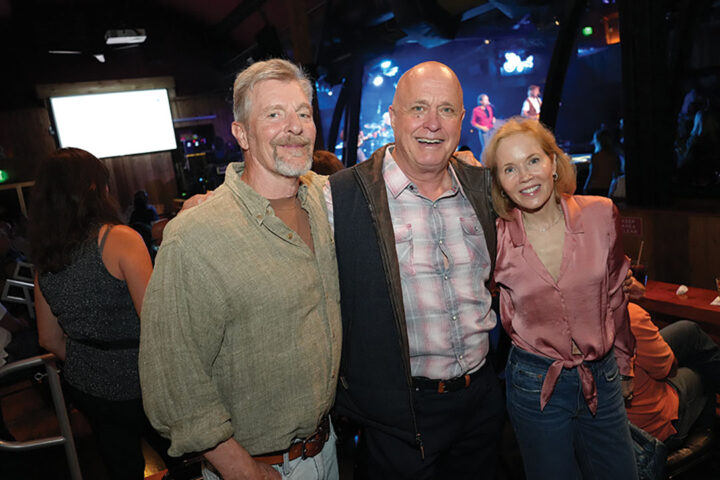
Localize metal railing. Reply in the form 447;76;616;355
0;353;82;480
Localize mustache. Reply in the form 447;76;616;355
271;135;312;147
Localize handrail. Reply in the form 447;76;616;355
0;353;82;480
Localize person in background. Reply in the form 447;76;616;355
625;278;720;447
521;85;542;120
482;117;637;479
140;58;341;480
312;150;345;175
327;61;504;479
129;190;159;226
584;128;622;196
471;93;496;154
30;148;158;480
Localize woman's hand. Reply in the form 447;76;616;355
621;376;634;402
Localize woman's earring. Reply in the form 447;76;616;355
500;190;507;198
553;172;558;182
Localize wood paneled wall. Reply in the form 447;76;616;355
620;207;720;290
0;107;57;182
0;92;234;217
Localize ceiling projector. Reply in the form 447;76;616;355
105;29;147;45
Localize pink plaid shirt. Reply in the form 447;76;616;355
325;147;495;379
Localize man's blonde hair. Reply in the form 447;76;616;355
232;59;313;123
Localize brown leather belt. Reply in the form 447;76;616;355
253;416;330;466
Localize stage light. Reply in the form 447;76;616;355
582;26;593;36
484;39;491;45
0;170;7;183
385;66;399;77
328;91;333;96
380;60;392;69
372;76;384;87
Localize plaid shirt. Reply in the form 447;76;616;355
325;148;495;379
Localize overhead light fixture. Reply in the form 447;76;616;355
105;28;147;45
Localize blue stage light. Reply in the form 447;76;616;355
372;75;384;87
380;60;392;69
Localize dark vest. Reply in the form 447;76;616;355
329;145;497;447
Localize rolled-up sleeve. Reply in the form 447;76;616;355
607;204;635;376
139;234;233;457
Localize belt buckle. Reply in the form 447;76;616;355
437;380;447;393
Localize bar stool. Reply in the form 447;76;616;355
0;354;82;480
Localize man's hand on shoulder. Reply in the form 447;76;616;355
454;150;483;167
179;190;215;214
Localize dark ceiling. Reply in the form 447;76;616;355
0;0;588;107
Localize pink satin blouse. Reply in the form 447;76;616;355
495;194;635;414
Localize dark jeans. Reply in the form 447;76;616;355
506;346;638;480
660;320;720;447
357;362;504;480
65;383;146;480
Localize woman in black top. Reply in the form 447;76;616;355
30;148;154;480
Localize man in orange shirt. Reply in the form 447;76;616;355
626;279;720;447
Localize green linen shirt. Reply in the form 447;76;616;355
139;162;342;457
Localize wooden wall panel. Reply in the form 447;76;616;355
620;207;720;289
102;151;177;218
0;107;57;183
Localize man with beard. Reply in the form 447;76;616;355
140;59;341;480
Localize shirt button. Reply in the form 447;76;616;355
439;240;443;245
256;214;262;220
459;355;464;360
433;204;438;209
452;315;457;321
444;275;448;280
288;233;293;239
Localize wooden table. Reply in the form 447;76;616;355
636;280;720;337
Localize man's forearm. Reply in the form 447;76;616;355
204;437;279;480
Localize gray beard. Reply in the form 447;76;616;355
273;148;312;177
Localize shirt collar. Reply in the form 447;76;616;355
506;194;583;247
382;145;464;200
223;162;309;225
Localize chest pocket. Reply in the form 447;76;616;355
459;216;488;269
393;223;415;277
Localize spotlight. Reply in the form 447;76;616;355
380;60;392;69
372;76;384;87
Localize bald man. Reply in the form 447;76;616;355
325;62;503;478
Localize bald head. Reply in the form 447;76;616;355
388;61;466;179
393;61;464;108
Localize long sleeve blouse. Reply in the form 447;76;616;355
495;194;634;414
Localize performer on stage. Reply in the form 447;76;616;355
521;85;542;120
471;93;495;153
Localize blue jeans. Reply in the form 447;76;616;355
506;346;638;480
